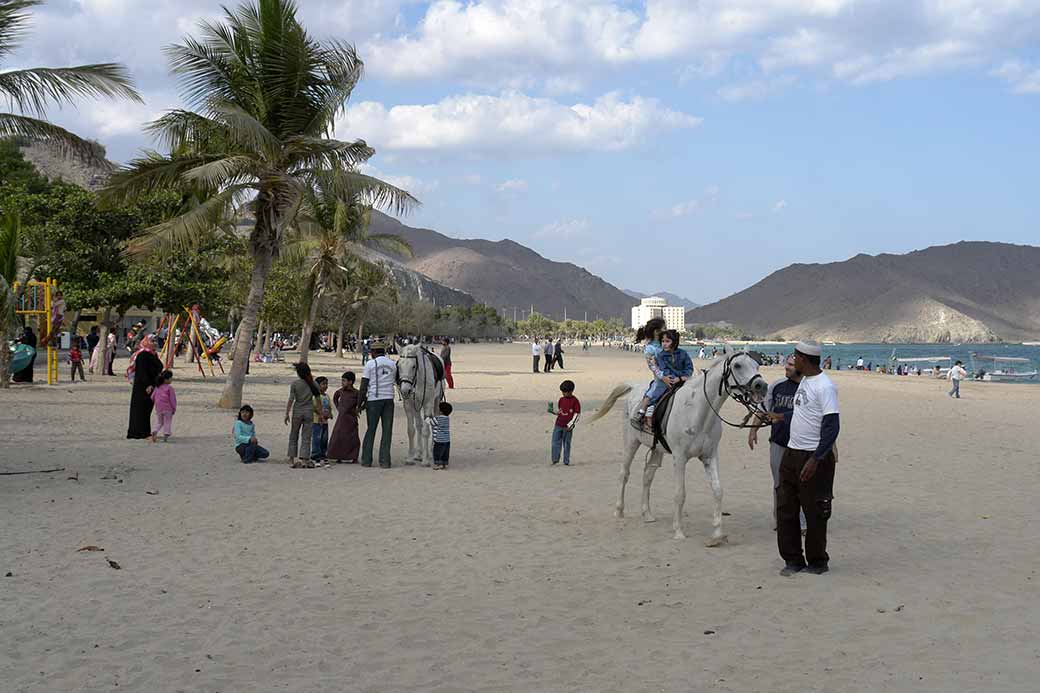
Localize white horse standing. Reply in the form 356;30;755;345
588;352;768;544
396;344;445;466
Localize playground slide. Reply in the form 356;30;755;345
9;343;35;373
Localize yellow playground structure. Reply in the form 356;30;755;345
158;305;228;377
13;277;60;385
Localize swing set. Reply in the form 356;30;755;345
13;278;59;385
158;306;228;377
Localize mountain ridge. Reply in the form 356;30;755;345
369;211;635;320
685;241;1040;343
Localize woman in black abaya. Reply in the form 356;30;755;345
126;336;163;439
12;326;37;383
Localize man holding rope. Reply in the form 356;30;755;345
767;341;840;576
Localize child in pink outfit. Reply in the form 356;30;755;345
151;370;177;442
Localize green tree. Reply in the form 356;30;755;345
104;0;416;409
0;0;141;156
294;169;411;362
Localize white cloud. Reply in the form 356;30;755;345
359;0;1040;93
338;91;700;154
536;219;589;238
496;179;528;193
773;199;789;213
992;61;1040;94
666;185;720;218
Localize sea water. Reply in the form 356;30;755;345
682;343;1040;382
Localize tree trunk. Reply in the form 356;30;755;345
217;245;273;409
256;320;265;354
97;307;112;377
336;320;345;358
297;288;322;364
263;324;272;353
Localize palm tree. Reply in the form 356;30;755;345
0;0;141;156
0;212;23;387
294;169;411;362
104;0;416;409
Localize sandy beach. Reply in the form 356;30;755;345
1;343;1038;692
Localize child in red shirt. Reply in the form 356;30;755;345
68;344;85;382
551;380;581;466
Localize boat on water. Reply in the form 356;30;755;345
1023;341;1040;346
892;355;951;376
969;354;1038;381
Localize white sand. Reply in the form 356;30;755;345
1;344;1038;692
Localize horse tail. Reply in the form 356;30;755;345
587;384;634;423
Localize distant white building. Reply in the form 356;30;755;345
631;296;686;331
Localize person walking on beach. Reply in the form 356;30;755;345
551;379;581;465
150;370;177;443
440;338;454;389
554;338;565;370
327;371;361;463
126;336;163;439
285;362;319;467
234;405;270;464
310;376;332;463
947;360;968;398
86;326;100;373
532;338;543;373
543;338;554;372
749;354;805;532
359;342;397;468
770;341;839;576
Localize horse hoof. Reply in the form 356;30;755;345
705;535;729;548
404;460;416;466
642;512;657;523
614;509;624;519
673;531;687;540
420;462;431;467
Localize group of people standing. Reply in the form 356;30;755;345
531;337;565;373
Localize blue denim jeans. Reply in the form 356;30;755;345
949;379;961;398
551;426;573;465
236;442;270;464
311;423;329;460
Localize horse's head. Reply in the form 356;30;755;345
723;351;769;403
396;344;421;398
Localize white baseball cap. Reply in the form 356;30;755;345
795;341;822;357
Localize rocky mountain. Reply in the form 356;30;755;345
369;211;635;320
685;242;1040;343
623;289;699;308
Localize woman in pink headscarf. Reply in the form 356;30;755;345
126;335;163;439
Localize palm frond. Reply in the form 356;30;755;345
127;183;248;257
102;150;229;204
209;100;282;160
0;111;111;162
285;136;375;170
0;209;19;285
180;155;256;189
0;65;142;117
145;109;230;153
365;233;412;258
0;1;40;59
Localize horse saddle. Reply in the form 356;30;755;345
651;381;685;455
422;347;445;383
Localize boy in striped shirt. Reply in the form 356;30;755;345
430;401;452;470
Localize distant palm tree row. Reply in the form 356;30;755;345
0;0;417;405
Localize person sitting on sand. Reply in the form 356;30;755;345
630;317;666;427
234;405;270;464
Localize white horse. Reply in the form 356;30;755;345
396;344;446;466
587;352;768;544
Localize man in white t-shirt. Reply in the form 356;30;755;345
767;340;840;576
359;341;398;468
947;360;968;398
532;339;543;373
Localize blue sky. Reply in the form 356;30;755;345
14;0;1040;303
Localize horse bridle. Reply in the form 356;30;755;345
396;347;432;411
701;351;768;429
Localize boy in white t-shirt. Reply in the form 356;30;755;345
767;341;840;576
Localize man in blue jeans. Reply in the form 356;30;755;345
551;380;581;465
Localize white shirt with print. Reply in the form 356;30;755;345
363;355;398;401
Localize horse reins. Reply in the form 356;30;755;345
701;353;769;429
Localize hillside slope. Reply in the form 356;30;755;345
685;242;1040;343
369;211;634;320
